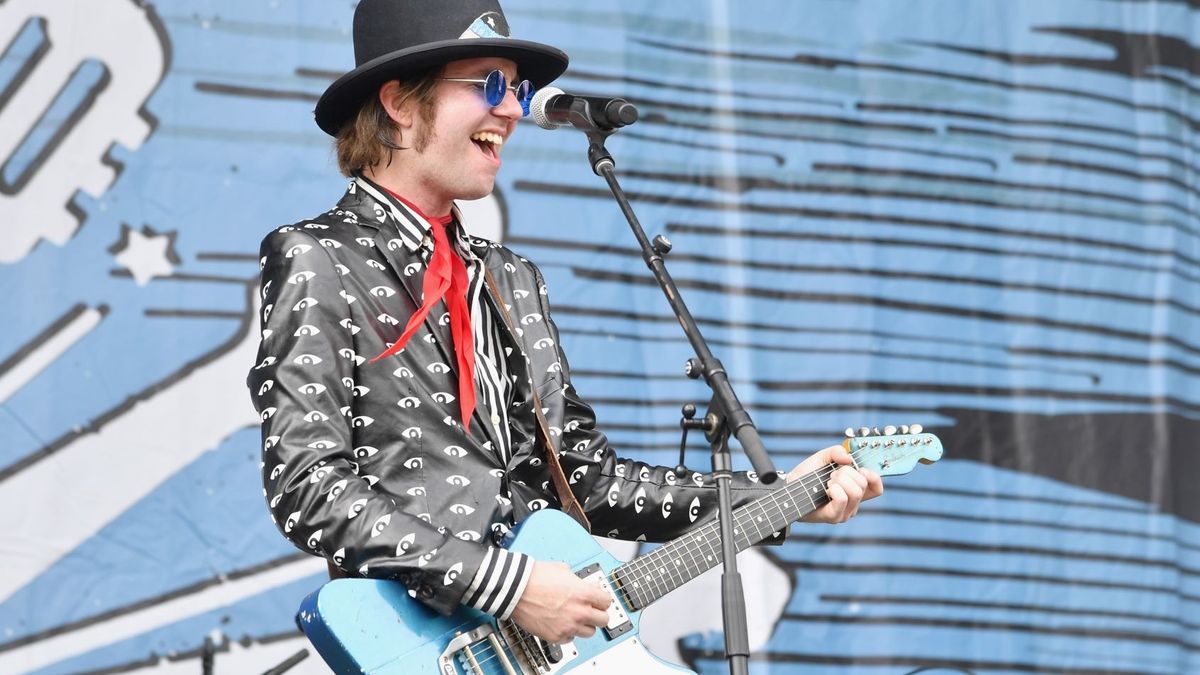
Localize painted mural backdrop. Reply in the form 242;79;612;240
1;0;1196;673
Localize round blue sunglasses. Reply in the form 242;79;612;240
441;69;535;116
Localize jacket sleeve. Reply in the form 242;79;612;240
246;226;489;616
527;265;788;545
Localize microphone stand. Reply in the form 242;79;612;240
580;127;778;675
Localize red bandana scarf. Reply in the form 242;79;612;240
370;190;476;432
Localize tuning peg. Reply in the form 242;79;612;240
910;423;923;434
872;426;882;436
858;426;871;438
883;425;897;436
900;424;910;435
845;427;857;438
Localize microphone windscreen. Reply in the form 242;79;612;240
530;86;564;130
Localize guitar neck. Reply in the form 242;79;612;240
611;468;831;611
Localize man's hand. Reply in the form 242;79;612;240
510;561;611;644
787;445;883;524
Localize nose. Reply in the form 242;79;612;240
492;85;525;121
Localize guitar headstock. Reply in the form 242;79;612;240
840;424;943;477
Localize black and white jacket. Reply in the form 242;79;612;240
247;177;782;618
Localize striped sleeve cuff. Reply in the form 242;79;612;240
461;548;533;620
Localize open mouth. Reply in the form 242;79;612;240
470;131;503;161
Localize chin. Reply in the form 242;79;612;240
457;181;496;202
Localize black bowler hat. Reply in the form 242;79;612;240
314;0;569;136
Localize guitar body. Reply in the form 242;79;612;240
298;509;693;674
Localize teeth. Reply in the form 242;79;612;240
470;131;504;146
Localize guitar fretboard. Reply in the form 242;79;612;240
610;468;832;611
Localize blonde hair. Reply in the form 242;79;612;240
334;69;442;177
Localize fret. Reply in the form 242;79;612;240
613;462;845;609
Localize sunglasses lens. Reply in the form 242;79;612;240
516;80;534;115
484;70;506;107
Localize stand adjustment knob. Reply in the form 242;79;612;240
684;357;703;379
652;234;672;255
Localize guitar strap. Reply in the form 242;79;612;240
484;266;592;532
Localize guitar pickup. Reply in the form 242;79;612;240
575;563;633;639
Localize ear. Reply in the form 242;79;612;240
378;80;415;129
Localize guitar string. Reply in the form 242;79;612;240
610;438;923;608
630;437;923;605
615;440;893;607
447;436;932;669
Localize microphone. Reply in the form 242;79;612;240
530;87;639;131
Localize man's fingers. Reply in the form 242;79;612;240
829;445;853;465
589;608;610;627
826;482;848;518
588;589;612;610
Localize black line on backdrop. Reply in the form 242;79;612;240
193;80;318;102
664;223;1200;286
1015;153;1200;202
619;129;787;165
515;232;1200;320
512;181;1200;272
881;483;1150;514
860;506;1200;553
919;28;1200;93
574;369;1199;414
0;286;257;484
644;114;1000;169
683;647;1152;675
1009;346;1200;377
195;251;258;262
571;267;1200;365
628;36;1200;150
858;101;1198;155
771;559;1200;603
583;399;935;418
0;551;311;654
559;325;1101;382
777;611;1200;650
143;309;244;319
562;67;845;108
819;593;1199;630
548;303;1015;353
0;303;104;380
812;162;1197;223
616;167;1198;241
948;124;1197;177
632;93;936;133
784;533;1200;576
109;269;249;285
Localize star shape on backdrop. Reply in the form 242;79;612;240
108;224;182;286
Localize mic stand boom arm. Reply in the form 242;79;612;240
581;128;778;675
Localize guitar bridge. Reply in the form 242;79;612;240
439;624;518;675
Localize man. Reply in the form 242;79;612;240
247;0;882;646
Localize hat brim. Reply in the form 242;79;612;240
314;38;569;136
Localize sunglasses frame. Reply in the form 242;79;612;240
441;69;535;116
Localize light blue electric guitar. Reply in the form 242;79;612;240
297;426;943;674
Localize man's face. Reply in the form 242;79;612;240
402;56;524;206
